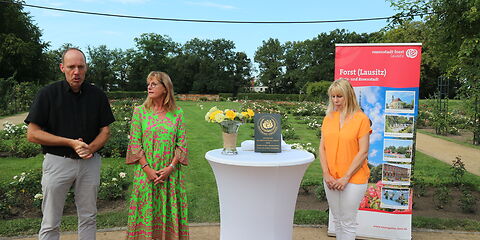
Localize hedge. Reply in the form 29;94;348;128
106;91;146;99
219;93;318;102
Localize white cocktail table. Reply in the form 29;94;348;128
205;148;315;240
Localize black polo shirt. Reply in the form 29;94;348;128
25;80;115;157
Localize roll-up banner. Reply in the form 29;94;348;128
333;43;422;240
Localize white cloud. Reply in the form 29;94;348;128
369;149;378;158
355;87;384;144
186;1;236;10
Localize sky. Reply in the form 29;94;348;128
23;0;397;61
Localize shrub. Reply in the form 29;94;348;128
450;156;466;186
305;81;331;102
0;169;43;219
98;164;130;201
412;178;428;197
459;189;477;213
0;164;132;219
433;186;451;209
0;122;41;158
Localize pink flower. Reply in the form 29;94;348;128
360;196;369;208
368;187;378;198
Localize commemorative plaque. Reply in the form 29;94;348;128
254;113;281;153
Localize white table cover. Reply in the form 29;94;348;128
205;148;315;240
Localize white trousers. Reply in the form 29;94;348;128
39;153;101;240
324;181;367;240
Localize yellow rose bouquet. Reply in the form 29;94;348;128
205;106;255;154
205;106;254;125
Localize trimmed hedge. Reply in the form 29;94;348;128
106;91;146;99
107;92;319;102
219;93;317;102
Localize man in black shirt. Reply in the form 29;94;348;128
25;48;115;240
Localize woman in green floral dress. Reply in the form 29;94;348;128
126;71;189;240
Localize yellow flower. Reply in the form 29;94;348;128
225;110;236;120
214;112;226;123
210;110;223;121
241;112;249;118
247;109;254;118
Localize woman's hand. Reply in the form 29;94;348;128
143;166;163;185
323;173;337;190
155;166;174;185
333;176;349;191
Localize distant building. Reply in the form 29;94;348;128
250;86;268;93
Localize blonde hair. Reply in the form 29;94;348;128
325;78;361;117
143;71;177;113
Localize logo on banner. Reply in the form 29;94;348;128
405;49;418;58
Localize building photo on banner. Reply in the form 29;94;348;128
334;43;422;240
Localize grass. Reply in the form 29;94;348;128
414;151;480;190
1;100;479;236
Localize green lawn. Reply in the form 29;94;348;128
1;100;479;236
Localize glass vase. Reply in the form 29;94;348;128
219;120;242;155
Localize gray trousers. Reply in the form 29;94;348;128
39;153;101;240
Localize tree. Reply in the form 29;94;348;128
389;0;480;144
254;38;284;93
283;41;309;93
111;48;135;91
0;0;50;84
232;52;252;96
175;38;250;94
128;33;178;90
305;29;372;84
87;45;116;91
375;21;441;98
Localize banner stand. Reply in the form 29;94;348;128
334;43;422;240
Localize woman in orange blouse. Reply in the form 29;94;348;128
319;79;371;240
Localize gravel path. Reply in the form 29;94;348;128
8;225;480;240
416;132;480;176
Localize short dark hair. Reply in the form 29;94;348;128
62;48;86;64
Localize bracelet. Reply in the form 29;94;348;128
141;163;149;169
169;164;176;170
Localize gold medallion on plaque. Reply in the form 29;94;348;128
258;116;279;136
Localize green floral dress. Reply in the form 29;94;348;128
126;105;189;240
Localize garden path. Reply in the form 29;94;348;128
416;133;480;176
10;225;480;240
0;112;28;130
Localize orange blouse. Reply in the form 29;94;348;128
321;111;372;184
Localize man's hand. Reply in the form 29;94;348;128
72;138;93;159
